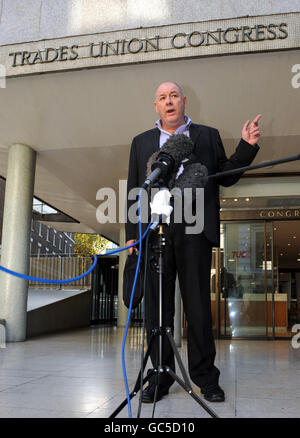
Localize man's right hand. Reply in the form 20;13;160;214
126;239;137;254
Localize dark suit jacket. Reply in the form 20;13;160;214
126;123;259;247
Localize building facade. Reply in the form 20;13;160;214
0;178;74;257
0;1;300;341
29;221;74;257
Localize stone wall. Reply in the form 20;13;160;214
0;0;299;46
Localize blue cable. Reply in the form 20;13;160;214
121;188;144;418
0;228;150;283
0;255;98;284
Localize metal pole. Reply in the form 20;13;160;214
174;276;182;347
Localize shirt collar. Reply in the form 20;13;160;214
155;115;192;134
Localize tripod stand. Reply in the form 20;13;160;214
110;223;218;419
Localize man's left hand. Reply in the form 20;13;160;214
242;114;262;146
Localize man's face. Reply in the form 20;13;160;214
154;82;186;131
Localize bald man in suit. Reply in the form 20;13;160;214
126;82;261;403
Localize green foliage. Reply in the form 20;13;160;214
73;233;111;256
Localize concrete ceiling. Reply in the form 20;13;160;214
0;49;299;243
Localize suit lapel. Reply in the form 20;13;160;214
151;128;160;153
142;129;160;173
189;123;202;145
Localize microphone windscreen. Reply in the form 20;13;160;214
173;162;208;190
146;151;159;177
158;134;194;167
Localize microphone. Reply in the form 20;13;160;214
173;162;208;191
142;134;194;189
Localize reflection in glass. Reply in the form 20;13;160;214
219;223;267;337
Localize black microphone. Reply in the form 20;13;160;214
171;163;208;204
142;134;194;189
173;162;208;190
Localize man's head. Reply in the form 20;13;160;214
154;82;186;133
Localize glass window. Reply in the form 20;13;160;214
220;222;267;338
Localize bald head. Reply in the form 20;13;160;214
155;82;184;99
154;82;186;134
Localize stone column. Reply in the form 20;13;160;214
0;144;36;342
117;224;128;327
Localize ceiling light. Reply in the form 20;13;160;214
288;243;291;246
245;198;250;202
234;198;238;202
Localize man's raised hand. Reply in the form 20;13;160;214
242;114;262;146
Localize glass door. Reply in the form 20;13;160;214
271;220;300;338
219;222;268;338
265;221;275;338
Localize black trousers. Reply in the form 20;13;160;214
145;221;220;391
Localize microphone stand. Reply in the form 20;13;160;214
110;184;219;419
109;151;300;419
147;222;219;419
208;153;300;180
109;218;219;419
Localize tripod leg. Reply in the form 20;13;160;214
165;328;219;419
166;368;219;418
165;328;191;389
109;332;156;419
151;381;159;418
109;369;155;418
133;337;153;393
